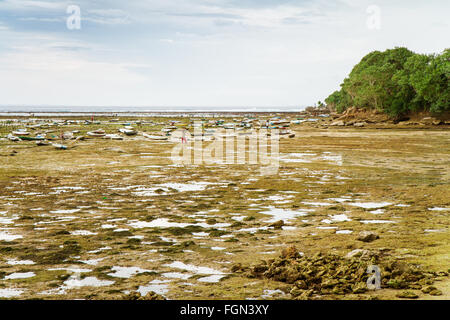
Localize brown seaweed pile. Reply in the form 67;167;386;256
233;246;447;299
123;291;166;300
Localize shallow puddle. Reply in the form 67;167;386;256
4;272;35;280
348;202;392;209
108;266;153;279
260;206;310;223
64;276;115;288
0;288;24;298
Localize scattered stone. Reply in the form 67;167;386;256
245;246;443;299
386;278;409;289
396;291;419;299
420;117;443;125
429;289;443;296
357;231;380;243
352;282;368;294
269;220;285;229
231;263;248;273
330;120;345;126
345;249;370;259
422;286;442;296
353;122;367;127
124;291;165;300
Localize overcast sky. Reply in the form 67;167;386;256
0;0;448;108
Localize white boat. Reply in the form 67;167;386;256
87;129;106;137
118;128;137;136
142;133;168;140
52;143;67;150
36;140;51;146
104;134;124;140
223;123;235;129
7;134;21;141
12;130;29;136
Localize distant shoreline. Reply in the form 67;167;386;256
0;111;304;118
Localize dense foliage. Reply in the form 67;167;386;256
325;47;449;117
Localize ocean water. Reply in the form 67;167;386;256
0;105;304;115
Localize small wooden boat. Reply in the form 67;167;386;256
104;134;124;140
36;140;51;146
12;130;29;136
119;128;137;136
142;133;168;141
87;129;106;137
52;143;67;150
223;123;235;129
18;135;45;141
7;134;21;142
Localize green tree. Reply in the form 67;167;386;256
324;47;449;117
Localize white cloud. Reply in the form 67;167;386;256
0;45;153;106
0;0;67;10
0;0;448;107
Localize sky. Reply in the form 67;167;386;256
0;0;448;109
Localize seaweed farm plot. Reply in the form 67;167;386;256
0;120;449;300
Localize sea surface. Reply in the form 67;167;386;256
0;105;304;114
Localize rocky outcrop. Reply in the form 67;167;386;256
236;246;448;299
357;231;380;243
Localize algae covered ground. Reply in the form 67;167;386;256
0;116;449;300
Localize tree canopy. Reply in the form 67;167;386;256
325;47;449;117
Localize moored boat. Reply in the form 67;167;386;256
36;140;51;146
7;134;21;141
52;143;67;150
142;133;168;140
118;128;137;136
87;129;106;137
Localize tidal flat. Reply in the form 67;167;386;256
0;116;449;300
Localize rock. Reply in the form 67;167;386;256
124;291;165;300
357;231;380;243
231;263;244;273
353;122;367;127
300;289;314;299
330;120;345;126
420;117;441;125
345;249;370;259
294;280;308;290
142;291;166;300
429;289;443;296
104;147;125;153
396;291;419;299
280;246;301;259
408;283;422;290
270;220;285;229
290;287;304;297
387;278;409;289
421;285;436;294
422;286;442;296
352;282;368;294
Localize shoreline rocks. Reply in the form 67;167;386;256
238;246;448;300
357;231;380;243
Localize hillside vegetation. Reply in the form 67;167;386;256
325;47;449;118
